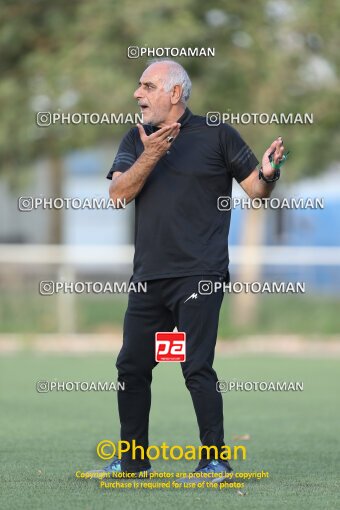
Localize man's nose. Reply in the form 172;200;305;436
133;86;143;99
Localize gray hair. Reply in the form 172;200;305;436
146;59;192;104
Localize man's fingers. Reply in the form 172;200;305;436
265;137;285;163
275;138;285;163
137;123;147;143
149;125;172;140
265;137;281;156
163;125;181;143
277;145;284;160
137;122;181;144
157;123;181;141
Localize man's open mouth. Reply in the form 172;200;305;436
139;105;149;111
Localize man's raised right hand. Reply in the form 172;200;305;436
137;122;181;160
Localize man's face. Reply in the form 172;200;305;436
133;64;173;126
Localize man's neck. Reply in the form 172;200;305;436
157;105;186;128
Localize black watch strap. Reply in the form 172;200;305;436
259;167;280;183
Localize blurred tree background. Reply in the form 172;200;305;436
1;0;339;182
0;0;339;332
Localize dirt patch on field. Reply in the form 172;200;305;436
0;333;340;357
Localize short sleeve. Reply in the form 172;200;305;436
220;124;259;183
106;129;137;180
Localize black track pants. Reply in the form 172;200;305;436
116;274;227;471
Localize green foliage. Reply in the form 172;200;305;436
1;0;339;180
1;292;340;335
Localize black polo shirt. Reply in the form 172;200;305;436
107;108;258;283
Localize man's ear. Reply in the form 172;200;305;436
170;84;182;105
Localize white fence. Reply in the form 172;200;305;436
1;244;340;265
1;244;339;333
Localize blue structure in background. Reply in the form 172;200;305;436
229;174;340;294
65;149;340;293
63;147;133;246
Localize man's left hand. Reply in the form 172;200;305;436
261;137;285;178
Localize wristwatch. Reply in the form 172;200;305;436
259;167;280;183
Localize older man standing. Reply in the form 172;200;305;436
90;59;285;480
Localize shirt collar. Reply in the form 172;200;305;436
176;107;192;127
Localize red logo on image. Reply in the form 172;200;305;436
155;332;186;362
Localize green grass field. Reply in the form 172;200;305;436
0;353;339;509
1;293;340;336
